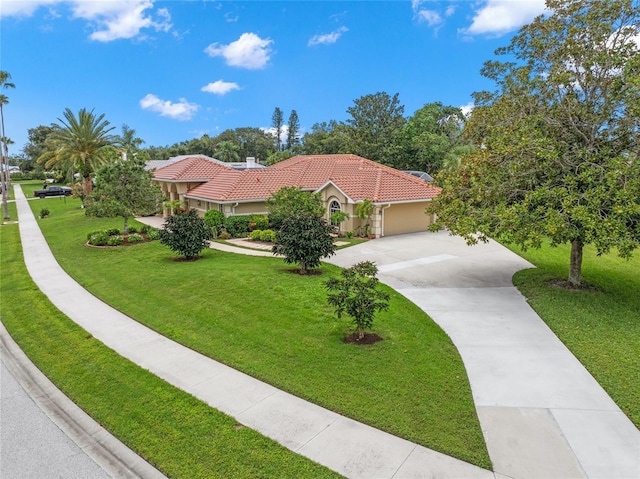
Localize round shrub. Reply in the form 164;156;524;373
218;231;231;240
139;223;150;234
147;228;159;240
105;227;121;236
107;235;124;246
260;229;276;242
250;230;263;241
127;225;138;234
126;233;144;243
39;208;50;218
88;232;109;246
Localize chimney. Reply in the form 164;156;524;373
246;157;256;168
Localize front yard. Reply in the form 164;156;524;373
1;194;492;474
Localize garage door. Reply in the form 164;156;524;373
383;202;433;236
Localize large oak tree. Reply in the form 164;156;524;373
429;0;640;287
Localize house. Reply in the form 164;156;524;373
152;154;441;238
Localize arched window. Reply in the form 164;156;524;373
329;200;341;225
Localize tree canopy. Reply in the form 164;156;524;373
344;92;406;164
38;108;117;196
429;0;640;287
265;186;324;230
86;160;163;234
391;102;470;174
272;214;336;274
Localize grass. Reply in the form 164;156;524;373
22;196;491;469
509;243;640;428
1;216;341;478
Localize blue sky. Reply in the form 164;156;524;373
1;0;547;154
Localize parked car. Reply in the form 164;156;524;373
33;186;73;198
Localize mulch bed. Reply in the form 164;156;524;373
343;332;383;345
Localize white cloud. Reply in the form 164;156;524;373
201;80;241;95
463;0;547;37
139;94;198;120
205;32;273;70
308;26;348;46
460;102;474;117
262;125;289;144
415;9;442;27
0;0;63;17
71;1;173;42
1;0;173;41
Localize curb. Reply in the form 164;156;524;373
0;322;168;479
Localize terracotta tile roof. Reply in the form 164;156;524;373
177;154;440;203
153;155;231;180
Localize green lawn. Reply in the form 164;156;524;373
20;196;491;469
0;222;341;479
510;244;640;427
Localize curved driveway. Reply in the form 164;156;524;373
327;232;639;479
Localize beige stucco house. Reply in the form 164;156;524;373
152;154;441;238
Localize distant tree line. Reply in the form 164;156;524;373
15;93;470;177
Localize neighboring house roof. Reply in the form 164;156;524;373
155;154;441;204
147;155;265;173
153;155;230;181
404;170;434;182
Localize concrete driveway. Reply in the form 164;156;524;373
327;231;640;479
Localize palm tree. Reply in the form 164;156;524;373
38;108;116;197
116;124;145;162
1;71;15;220
214;140;240;163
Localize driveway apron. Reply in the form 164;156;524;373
327;232;639;479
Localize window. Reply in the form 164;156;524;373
329;200;341;225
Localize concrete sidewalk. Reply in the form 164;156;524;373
12;194;492;477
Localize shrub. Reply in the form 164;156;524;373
225;215;251;237
39;208;50;218
203;210;225;237
249;214;269;231
107;235;124;246
147;228;160;240
87;230;105;241
139;223;150;234
158;210;212;259
250;230;263;241
218;231;231;240
346;231;354;239
127;225;138;234
88;232;109;246
273;214;336;274
127;233;144;243
105;227;121;236
260;229;276;242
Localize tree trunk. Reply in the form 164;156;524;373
123;216;129;235
83;175;93;197
357;327;364;340
568;238;583;287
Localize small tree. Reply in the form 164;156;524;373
265;186;324;230
86;161;163;233
272;214;336;274
355;199;373;237
158;209;212;260
329;210;349;235
325;261;390;340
